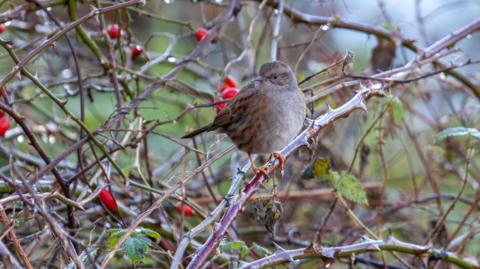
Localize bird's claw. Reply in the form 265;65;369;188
253;165;270;178
272;152;286;172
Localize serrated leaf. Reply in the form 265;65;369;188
141;228;161;243
231;241;249;257
252;243;272;257
124;233;152;263
435;127;480;142
107;229;126;250
388;96;404;124
313;159;330;180
219;240;249;258
106;228;155;263
329;171;339;184
335;172;368;205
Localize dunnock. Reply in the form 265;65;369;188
182;61;306;173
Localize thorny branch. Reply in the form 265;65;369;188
238;236;479;269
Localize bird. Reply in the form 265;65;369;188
182;61;306;174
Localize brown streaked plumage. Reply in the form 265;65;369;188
182;61;306;173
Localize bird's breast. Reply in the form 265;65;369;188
227;91;305;154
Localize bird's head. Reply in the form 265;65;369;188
255;61;296;89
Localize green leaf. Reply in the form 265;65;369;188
252;243;272;257
106;228;157;263
141;228;161;243
124;233;151;263
388;96;404;124
329;171;339;185
435;127;480;142
219;240;249;258
107;229;126;250
335;172;368;205
312;158;330;180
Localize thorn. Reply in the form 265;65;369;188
385;235;395;244
349;253;356;264
360;236;379;244
272;241;286;252
327;104;333;112
303;118;314;129
370;81;384;91
358;101;367;112
272;241;292;261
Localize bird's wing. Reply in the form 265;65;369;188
213;82;264;128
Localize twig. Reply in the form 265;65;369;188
270;0;283;61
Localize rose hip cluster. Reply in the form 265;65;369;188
106;23;143;59
214;76;239;113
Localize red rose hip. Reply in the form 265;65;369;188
107;24;119;39
176;203;194;216
99;187;118;213
195;27;208;41
213;97;226;113
219;84;230;94
222;87;239;99
0;24;6;34
224;75;237;88
131;45;143;59
0;116;9;137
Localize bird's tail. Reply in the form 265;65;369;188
181;124;215;139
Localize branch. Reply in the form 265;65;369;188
239;237;480;269
270;0;283;61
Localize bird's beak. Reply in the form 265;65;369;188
254;76;263;82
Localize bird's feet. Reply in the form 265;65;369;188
252;164;270;178
271;152;286;171
248;154;270;178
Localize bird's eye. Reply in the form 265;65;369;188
273;75;278;79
